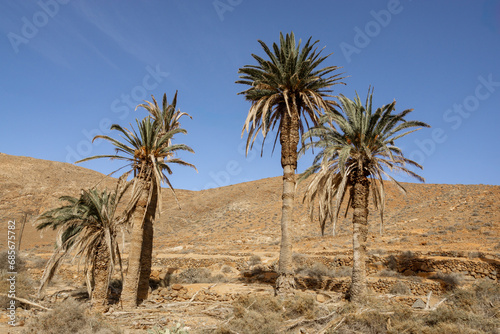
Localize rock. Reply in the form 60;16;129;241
159;272;168;281
316;294;327;303
263;272;279;281
150;269;160;279
403;269;415;276
412;298;426;309
243;271;253;278
171;284;183;291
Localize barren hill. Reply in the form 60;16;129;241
1;152;499;256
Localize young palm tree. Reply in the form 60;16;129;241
77;116;196;307
299;89;430;303
236;31;345;294
36;174;129;310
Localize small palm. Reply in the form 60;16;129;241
36;174;129;300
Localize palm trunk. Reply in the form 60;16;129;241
349;168;370;304
91;241;110;311
137;184;157;302
121;178;149;308
275;106;299;295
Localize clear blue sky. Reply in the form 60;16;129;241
1;0;499;190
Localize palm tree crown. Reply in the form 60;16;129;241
77;116;196;209
236;31;345;164
300;88;430;235
136;91;192;140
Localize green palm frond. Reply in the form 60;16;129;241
76;116;196;212
237;31;346;157
300;88;430;236
137;91;192;144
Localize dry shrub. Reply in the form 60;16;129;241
333;280;499;334
296;261;352;279
296;262;331;278
386;255;398;271
248;255;262;266
29;255;48;269
221;265;233;274
0;272;35;309
389;281;410;295
429;272;462;291
448;279;500;325
423;305;497;333
220;294;281;334
332;266;352;277
378;269;401;278
0;250;25;272
215;292;325;334
22;298;121;334
0;251;34;309
334;310;388;334
283;291;319;319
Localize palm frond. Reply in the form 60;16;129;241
300;88;430;236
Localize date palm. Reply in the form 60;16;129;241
77;116;196;307
36;174;129;310
236;31;345;294
299;89;430;303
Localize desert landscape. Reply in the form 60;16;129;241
0;153;498;333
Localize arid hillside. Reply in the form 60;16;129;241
1;152;499;256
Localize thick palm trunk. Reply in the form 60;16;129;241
349;168;370;304
91;241;110;311
275;108;299;295
137;184;157;302
121;178;149;308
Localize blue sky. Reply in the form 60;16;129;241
1;0;499;190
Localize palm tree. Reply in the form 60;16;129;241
299;88;430;303
77;116;196;307
36;174;129;310
236;31;345;294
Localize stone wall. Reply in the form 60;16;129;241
294;252;499;281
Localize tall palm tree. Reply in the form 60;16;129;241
299;89;430;303
236;31;345;294
36;174;129;310
77;116;196;307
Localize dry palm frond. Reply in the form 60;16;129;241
36;174;131;297
236;31;346;158
299;88;430;236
